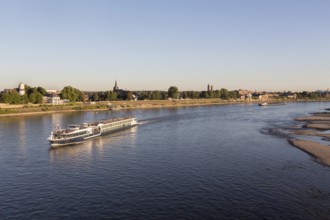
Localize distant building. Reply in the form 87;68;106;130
239;89;253;96
46;90;60;95
18;82;25;96
207;84;214;92
113;80;119;92
287;94;297;99
113;80;125;99
247;93;252;101
47;96;64;105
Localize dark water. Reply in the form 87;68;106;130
1;102;330;219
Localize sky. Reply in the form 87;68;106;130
0;0;329;92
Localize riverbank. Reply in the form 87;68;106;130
1;99;329;117
0;99;247;117
289;109;330;166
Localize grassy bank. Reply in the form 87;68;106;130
0;99;246;116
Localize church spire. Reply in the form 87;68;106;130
113;80;119;92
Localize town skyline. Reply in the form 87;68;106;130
1;1;329;91
1;80;329;94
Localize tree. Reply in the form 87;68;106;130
37;87;47;96
2;90;21;104
24;85;31;95
125;91;133;100
60;86;84;102
91;92;99;101
151;91;161;100
27;87;37;96
220;88;229;100
29;91;44;104
20;94;29;104
106;91;117;101
200;91;209;98
168;86;179;99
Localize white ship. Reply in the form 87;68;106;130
48;117;138;147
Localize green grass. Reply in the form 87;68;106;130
0;109;17;114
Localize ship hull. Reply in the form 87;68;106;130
50;133;101;148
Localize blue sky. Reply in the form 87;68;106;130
0;0;329;91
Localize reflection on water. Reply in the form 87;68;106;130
49;126;138;159
50;113;64;130
18;119;26;148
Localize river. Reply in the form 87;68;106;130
1;102;330;219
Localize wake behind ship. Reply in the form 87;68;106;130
48;116;138;147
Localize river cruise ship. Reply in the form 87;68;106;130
48;117;138;147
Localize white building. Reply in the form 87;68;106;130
48;96;64;105
46;90;60;95
18;82;25;96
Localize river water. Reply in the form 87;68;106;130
1;102;330;219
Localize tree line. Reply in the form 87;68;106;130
0;84;328;104
0;85;47;104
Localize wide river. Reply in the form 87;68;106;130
1;102;330;219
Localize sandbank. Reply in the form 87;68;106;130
288;139;330;166
295;116;330;121
291;130;330;138
304;124;330;130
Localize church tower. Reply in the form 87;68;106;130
113;80;119;92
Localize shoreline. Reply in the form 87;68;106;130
288;109;330;166
0;99;245;117
1;99;329;117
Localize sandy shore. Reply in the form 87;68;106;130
289;110;330;166
288;139;330;166
295;113;330;130
295;116;330;121
304;124;330;130
291;130;330;138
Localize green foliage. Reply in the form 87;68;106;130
125;91;133;100
152;90;161;100
29;91;44;104
24;85;31;94
200;91;209;98
91;92;99;101
168;86;179;99
37;87;47;96
0;109;17;114
27;87;37;96
60;86;84;102
219;88;229;99
2;90;21;104
20;94;29;104
106;91;117;101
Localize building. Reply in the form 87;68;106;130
207;84;214;92
49;96;63;105
239;89;253;96
113;80;125;99
18;82;25;96
113;80;119;92
46;90;60;95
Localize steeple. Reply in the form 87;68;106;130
113;80;119;92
